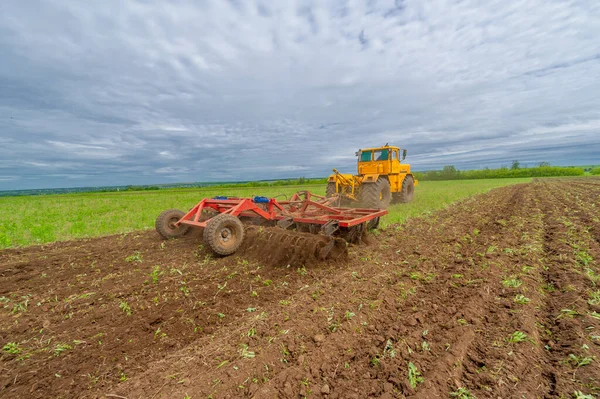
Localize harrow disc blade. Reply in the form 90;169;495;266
237;226;347;266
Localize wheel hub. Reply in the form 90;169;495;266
220;227;232;241
168;217;179;230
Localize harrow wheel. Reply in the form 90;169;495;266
204;214;245;256
155;209;189;239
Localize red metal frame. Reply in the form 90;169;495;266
176;192;387;229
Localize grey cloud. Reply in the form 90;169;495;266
0;0;599;190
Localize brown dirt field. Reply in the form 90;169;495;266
1;178;599;399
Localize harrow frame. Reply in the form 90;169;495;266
176;191;387;230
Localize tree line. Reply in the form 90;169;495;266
412;162;585;181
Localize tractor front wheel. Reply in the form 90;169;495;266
326;182;337;197
203;214;245;256
156;209;189;239
358;178;391;209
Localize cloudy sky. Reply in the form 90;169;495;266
1;0;599;190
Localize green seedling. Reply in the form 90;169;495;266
589;311;600;320
384;340;396;358
573;391;595;399
558;309;579;319
407;362;424;389
11;295;31;314
513;294;531;305
588;290;600;306
180;282;190;296
575;250;593;267
585;268;600;283
119;301;132;316
2;342;21;354
370;356;381;368
502;277;522;288
125;251;143;263
150;265;162;284
216;282;227;296
566;354;594;368
507;331;528;343
53;343;72;356
450;387;476;399
240;344;255;359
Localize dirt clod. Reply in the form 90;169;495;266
313;334;326;343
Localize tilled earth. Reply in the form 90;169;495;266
1;178;599;399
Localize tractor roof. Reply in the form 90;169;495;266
359;145;400;151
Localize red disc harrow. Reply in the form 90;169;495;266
155;191;387;259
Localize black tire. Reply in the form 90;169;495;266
203;214;244;256
156;209;189;239
326;182;337;197
358;178;391;209
396;175;415;203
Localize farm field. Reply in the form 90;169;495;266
0;178;532;249
1;177;600;398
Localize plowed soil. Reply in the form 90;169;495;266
1;178;600;399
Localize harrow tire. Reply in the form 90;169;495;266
326;182;336;197
155;209;189;239
358;178;391;209
203;214;245;256
394;175;415;203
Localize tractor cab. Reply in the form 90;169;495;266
355;145;406;176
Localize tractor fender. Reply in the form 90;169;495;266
360;174;381;184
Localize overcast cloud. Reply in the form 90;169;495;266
1;0;599;189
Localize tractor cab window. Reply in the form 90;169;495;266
360;151;372;162
374;149;389;161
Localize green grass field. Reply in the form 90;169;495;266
0;178;532;249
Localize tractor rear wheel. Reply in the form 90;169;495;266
326;182;336;197
358;178;391;209
203;214;245;256
156;209;189;239
394;175;415;203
